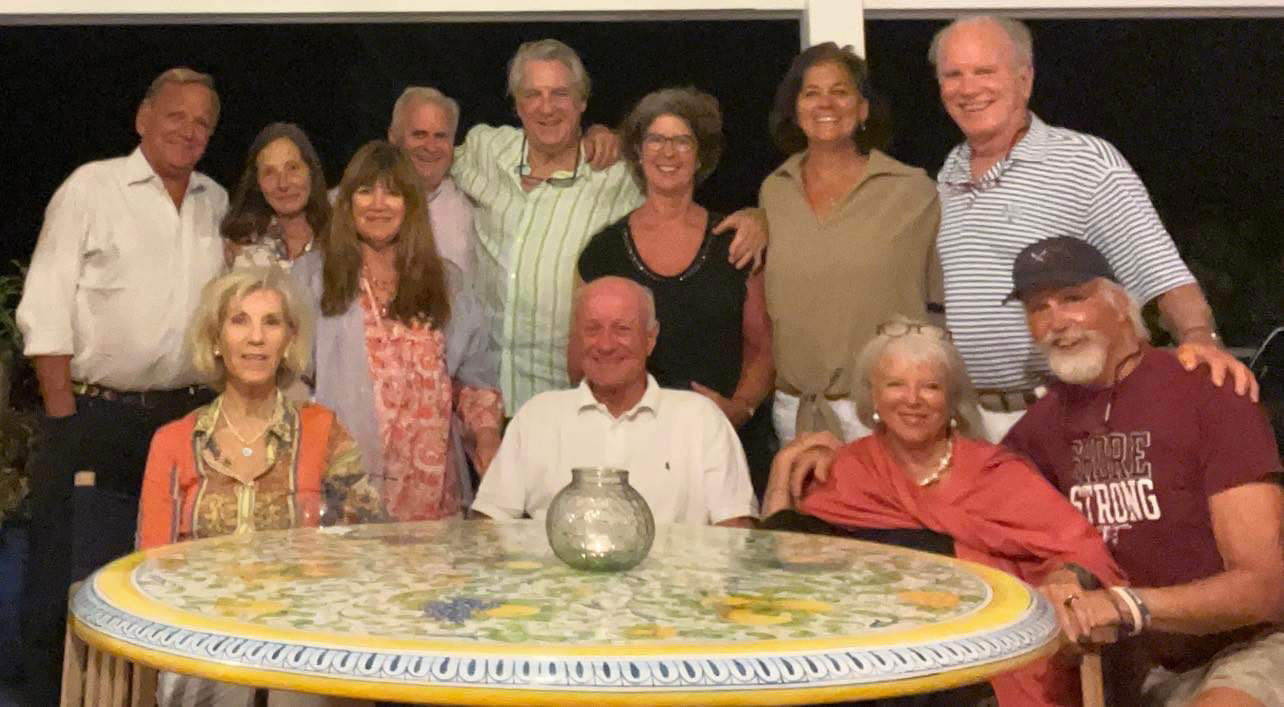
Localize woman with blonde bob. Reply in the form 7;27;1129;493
138;266;383;550
293;141;502;522
763;317;1124;706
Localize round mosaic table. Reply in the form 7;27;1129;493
70;520;1059;705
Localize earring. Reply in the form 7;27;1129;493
949;417;959;430
871;410;882;425
213;347;222;358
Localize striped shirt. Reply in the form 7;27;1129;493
453;124;642;413
937;113;1194;390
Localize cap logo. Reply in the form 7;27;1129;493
1029;248;1047;263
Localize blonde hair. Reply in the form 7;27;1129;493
143;66;220;128
188;266;313;390
851;316;982;436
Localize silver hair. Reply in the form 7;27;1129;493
143;67;220;128
1098;279;1152;343
575;277;658;334
928;15;1034;71
851;317;982;436
507;38;591;103
389;86;460;138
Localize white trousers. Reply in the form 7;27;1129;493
978;407;1027;444
772;390;872;446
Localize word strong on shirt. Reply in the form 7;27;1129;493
1068;431;1160;545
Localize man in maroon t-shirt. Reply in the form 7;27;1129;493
1002;236;1283;705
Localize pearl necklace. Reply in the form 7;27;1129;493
219;404;270;458
915;435;955;487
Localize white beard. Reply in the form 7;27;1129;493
1039;330;1109;384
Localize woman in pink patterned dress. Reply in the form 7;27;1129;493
294;141;502;520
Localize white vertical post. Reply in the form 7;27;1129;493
801;0;866;56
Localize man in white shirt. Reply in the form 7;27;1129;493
386;86;476;278
16;67;226;702
472;277;758;527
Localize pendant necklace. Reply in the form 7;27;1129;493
220;405;270;458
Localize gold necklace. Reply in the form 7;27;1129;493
219;404;271;458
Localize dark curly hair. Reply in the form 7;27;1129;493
618;87;723;188
768;43;891;156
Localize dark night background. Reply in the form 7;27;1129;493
0;18;1281;344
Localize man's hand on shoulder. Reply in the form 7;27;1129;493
1176;339;1259;402
581;125;621;170
712;208;768;271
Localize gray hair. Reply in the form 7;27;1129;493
1098;279;1152;343
188;266;314;391
928;15;1034;71
507;38;591;103
389;86;460;138
851;317;982;437
143;66;220;128
575;277;658;334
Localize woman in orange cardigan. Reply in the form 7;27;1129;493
138;266;383;550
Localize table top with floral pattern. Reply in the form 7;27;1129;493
72;520;1058;704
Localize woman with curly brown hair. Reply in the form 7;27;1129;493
575;87;775;497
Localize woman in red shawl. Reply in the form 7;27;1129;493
761;317;1124;707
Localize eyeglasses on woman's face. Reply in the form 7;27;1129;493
641;133;697;154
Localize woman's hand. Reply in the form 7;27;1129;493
473;428;501;477
690;382;752;428
713;208;768;271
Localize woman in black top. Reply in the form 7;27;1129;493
576;87;775;496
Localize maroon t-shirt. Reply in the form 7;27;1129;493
1003;349;1281;590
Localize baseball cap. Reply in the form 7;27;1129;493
1005;236;1119;303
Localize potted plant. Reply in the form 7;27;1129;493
0;261;32;681
0;261;23;412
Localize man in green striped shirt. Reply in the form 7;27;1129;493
454;38;765;414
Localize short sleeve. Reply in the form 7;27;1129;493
1083;148;1194;305
699;402;759;523
470;412;532;520
1196;384;1282;498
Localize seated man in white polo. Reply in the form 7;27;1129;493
471;277;758;527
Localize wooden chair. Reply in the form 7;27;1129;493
1080;625;1117;707
59;470;159;707
60;580;158;707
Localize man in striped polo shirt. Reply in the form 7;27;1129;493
929;15;1255;440
452;39;766;415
